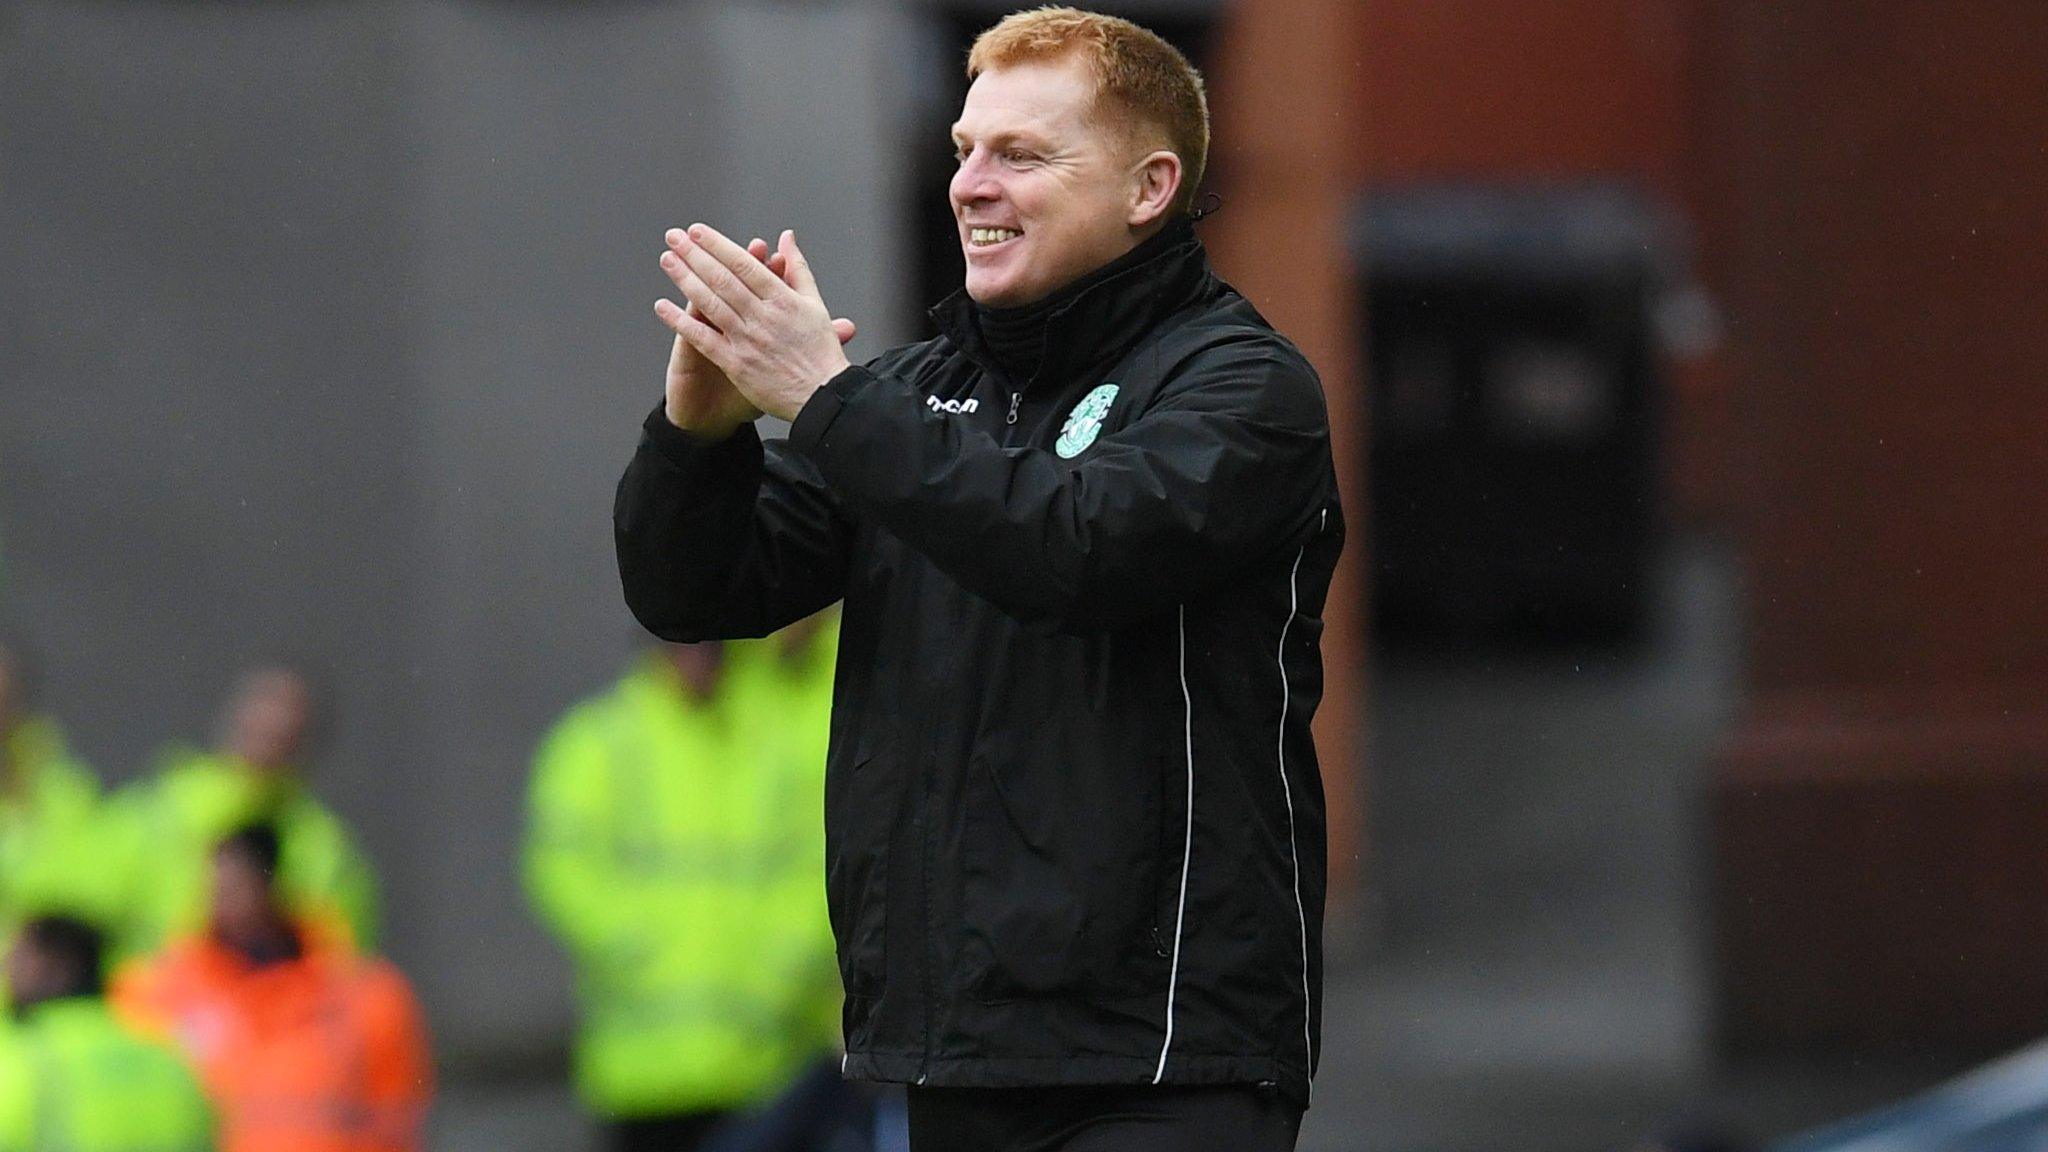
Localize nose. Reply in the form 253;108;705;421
950;149;1000;214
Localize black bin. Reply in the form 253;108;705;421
1357;186;1679;646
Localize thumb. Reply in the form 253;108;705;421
779;229;821;299
832;318;858;345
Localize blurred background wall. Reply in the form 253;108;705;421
1701;0;2048;1055
1331;0;2045;1114
1;0;920;1065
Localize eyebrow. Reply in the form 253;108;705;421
949;124;1055;152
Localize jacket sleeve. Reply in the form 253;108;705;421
521;716;637;961
786;339;1335;632
321;822;381;956
614;405;854;642
94;784;172;962
280;804;381;956
359;963;434;1151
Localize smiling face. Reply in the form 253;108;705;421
949;54;1176;308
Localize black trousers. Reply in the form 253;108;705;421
904;1084;1302;1152
610;1111;730;1152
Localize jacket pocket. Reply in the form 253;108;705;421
825;731;895;998
958;748;1171;1001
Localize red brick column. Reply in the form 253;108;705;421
1703;1;2048;1051
1204;0;1370;902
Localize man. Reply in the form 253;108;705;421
615;8;1340;1151
109;665;378;956
525;623;844;1152
0;641;123;945
0;916;214;1152
113;825;431;1152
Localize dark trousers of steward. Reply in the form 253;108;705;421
904;1083;1302;1152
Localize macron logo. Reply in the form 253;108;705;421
926;395;980;415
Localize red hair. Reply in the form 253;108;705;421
968;7;1209;214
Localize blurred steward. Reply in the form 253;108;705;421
107;665;377;956
0;640;123;949
113;824;431;1152
526;614;842;1152
0;915;213;1151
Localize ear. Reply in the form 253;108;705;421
1127;149;1184;229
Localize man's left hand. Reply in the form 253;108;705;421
657;225;851;422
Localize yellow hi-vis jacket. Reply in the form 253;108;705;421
0;717;125;937
104;750;379;959
0;997;214;1152
525;619;839;1120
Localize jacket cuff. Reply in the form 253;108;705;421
640;401;762;476
788;366;874;457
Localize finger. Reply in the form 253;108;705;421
833;318;857;344
747;238;778;279
687;223;782;298
657;297;724;338
657;246;700;298
655;299;732;364
778;230;822;300
742;233;797;288
751;235;796;285
660;250;734;329
676;265;743;333
653;297;692;336
676;239;759;317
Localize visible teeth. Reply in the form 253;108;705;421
970;227;1021;245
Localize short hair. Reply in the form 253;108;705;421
17;916;105;999
216;822;284;881
967;7;1210;215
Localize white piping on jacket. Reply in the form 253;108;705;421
1153;603;1196;1083
1277;530;1316;1098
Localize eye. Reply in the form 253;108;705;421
1003;149;1034;165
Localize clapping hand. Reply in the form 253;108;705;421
657;225;854;425
659;233;856;438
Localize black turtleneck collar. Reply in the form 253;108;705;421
934;215;1209;392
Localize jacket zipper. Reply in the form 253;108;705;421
1006;391;1022;425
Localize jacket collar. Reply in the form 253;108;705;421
182;914;347;979
930;216;1212;393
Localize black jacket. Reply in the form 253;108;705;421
614;221;1342;1106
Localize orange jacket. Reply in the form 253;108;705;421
112;922;432;1152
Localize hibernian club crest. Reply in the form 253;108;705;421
1055;383;1119;459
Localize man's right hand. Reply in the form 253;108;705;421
661;234;856;438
